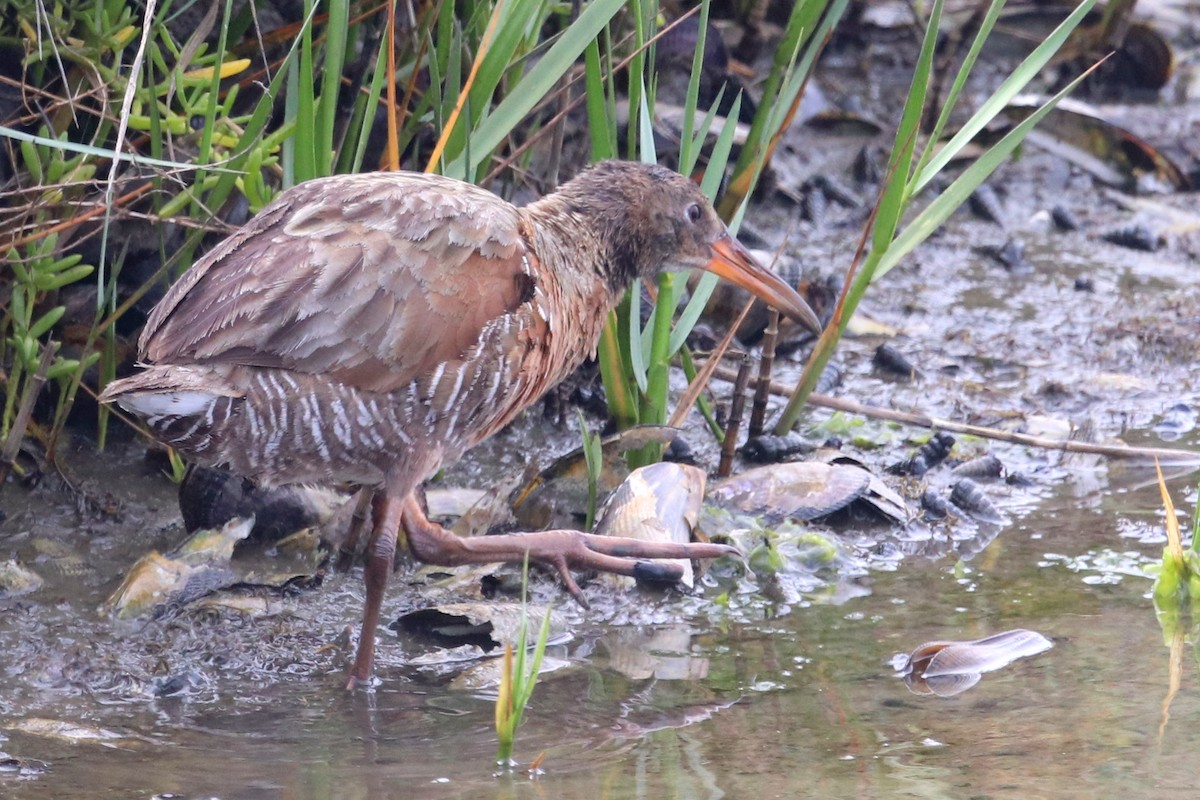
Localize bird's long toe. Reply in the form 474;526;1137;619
526;532;736;608
577;533;739;562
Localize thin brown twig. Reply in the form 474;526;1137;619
424;0;505;172
388;0;437;170
0;73;108;128
667;298;754;429
748;307;779;437
717;355;753;478
712;364;1200;465
384;0;400;170
1;179;156;256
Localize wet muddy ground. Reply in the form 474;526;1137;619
4;22;1200;800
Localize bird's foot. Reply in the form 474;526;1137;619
484;529;740;606
400;496;738;606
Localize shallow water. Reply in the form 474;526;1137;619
3;461;1199;800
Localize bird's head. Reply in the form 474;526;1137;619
545;160;822;335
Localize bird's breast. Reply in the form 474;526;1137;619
409;245;614;452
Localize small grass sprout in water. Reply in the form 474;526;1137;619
164;449;188;485
1149;461;1200;623
494;556;553;772
577;410;604;531
1148;461;1199;742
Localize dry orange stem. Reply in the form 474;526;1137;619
424;0;506;173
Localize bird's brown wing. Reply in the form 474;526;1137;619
141;172;536;393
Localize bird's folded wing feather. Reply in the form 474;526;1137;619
140;173;536;394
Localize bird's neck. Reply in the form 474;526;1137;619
524;191;647;297
514;205;631;376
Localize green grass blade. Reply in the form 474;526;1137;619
637;81;656;167
877;61;1105;280
911;0;1006;183
519;600;553;709
192;0;235;172
347;33;391;173
677;0;709;174
668;94;742;357
598;314;637;428
628;275;648;394
584;37;616;161
763;0;849;142
1192;483;1200;554
872;0;943;252
724;0;826;194
467;0;539;128
641;272;676;435
293;0;318;182
317;0;349;175
912;0;1098;193
445;0;624;176
583;37;614;160
684;84;726;177
283;54;300;187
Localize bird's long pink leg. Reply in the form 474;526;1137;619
398;494;738;605
346;492;403;690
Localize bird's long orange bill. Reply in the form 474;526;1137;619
705;234;823;335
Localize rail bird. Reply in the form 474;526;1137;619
101;160;823;686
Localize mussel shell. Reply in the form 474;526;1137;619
594;462;707;589
872;343;917;380
102;518;254;619
923;629;1053;678
0;559;44;597
709;461;872;522
7;718;137;749
30;537;90;577
448;653;571;692
950;454;1004;479
511;425;679;531
740;432;812;464
101;551;197;619
949;479;1006;524
170;516;254;566
897;629;1053;679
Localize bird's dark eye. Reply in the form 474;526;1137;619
685;203;702;224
